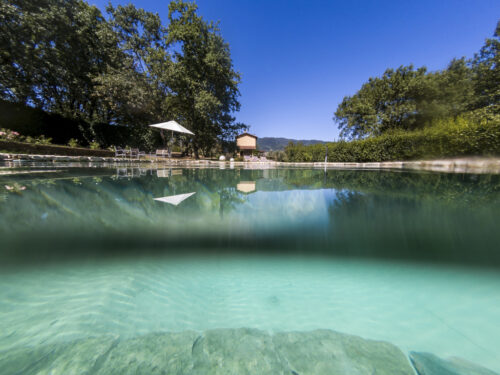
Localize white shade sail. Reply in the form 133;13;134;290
154;192;196;206
149;121;194;135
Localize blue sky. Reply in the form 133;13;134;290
91;0;499;141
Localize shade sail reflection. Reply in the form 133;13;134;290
154;192;196;206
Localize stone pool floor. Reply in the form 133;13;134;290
0;328;497;375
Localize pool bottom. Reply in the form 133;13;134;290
1;328;497;375
1;255;499;372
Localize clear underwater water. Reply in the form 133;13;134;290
0;164;499;371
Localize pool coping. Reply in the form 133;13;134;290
1;153;500;174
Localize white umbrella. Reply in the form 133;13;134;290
149;121;194;158
149;121;194;135
154;192;196;206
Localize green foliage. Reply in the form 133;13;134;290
92;3;168;130
286;116;500;162
0;0;245;154
335;65;429;138
24;135;52;145
0;0;118;121
470;21;500;115
267;150;288;161
165;0;247;158
335;22;499;140
67;138;79;148
89;141;100;150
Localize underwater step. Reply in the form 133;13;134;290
0;328;415;375
410;351;499;375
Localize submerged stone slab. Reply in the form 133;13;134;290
0;329;417;375
191;328;285;375
0;335;117;375
96;331;198;375
274;329;414;375
410;352;498;375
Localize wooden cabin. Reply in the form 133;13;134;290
236;133;257;157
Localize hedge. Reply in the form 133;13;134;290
285;117;500;162
0;100;154;148
0;140;113;157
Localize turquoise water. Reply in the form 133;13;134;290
1;165;500;372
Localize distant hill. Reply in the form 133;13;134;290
257;137;327;151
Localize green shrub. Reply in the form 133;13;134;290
267;150;288;161
24;135;52;145
284;116;500;162
89;140;100;150
67;138;79;148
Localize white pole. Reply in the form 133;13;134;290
169;130;173;158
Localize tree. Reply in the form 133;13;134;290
334;61;480;139
416;58;475;125
334;65;428;139
471;21;500;115
334;21;499;139
0;0;245;152
0;0;118;122
165;0;246;158
90;4;172;149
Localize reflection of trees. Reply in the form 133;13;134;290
324;181;500;266
219;187;247;219
281;169;500;207
2;168;499;214
0;168;263;230
1;167;500;267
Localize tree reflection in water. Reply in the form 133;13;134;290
0;167;499;268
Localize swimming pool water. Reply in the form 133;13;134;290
0;165;499;372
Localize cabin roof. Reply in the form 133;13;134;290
236;132;258;139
